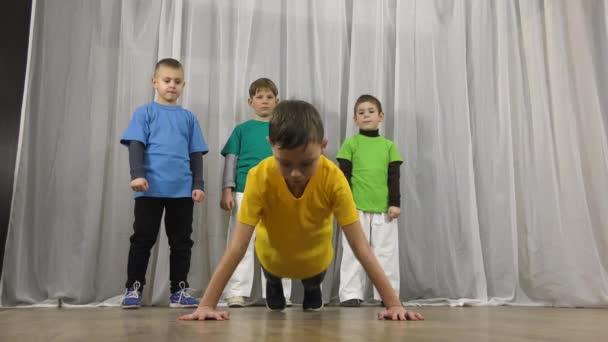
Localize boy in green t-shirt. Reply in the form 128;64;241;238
337;94;403;307
220;78;292;307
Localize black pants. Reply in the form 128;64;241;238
126;197;194;293
263;268;326;291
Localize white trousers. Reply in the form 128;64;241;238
339;210;400;302
223;192;292;299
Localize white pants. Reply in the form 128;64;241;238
339;210;400;302
223;192;292;299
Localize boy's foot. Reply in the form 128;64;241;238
226;296;247;308
340;298;361;307
169;281;200;308
121;281;142;309
265;280;286;311
303;286;323;311
285;298;293;307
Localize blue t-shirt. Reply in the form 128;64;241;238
121;102;209;198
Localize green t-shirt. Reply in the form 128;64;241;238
221;120;272;192
336;134;403;213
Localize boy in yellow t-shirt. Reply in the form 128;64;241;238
180;100;424;321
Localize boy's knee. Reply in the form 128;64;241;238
168;238;194;249
130;235;157;247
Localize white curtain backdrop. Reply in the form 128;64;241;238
2;0;608;307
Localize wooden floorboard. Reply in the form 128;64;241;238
1;306;606;341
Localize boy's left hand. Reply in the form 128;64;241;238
192;189;206;202
388;206;401;220
378;306;424;321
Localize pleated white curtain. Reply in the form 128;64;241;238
2;0;607;308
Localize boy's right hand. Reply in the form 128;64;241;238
130;178;149;192
378;306;424;321
178;306;230;321
220;188;235;211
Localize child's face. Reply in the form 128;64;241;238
248;89;279;119
272;139;328;187
152;66;185;105
354;101;384;131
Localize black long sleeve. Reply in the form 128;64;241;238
190;152;204;191
337;158;353;187
388;161;402;207
128;141;146;180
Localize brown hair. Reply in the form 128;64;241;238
269;100;324;149
249;78;278;97
353;94;383;115
154;58;183;75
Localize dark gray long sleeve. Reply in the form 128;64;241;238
129;140;204;190
128;141;146;180
190;152;204;191
222;154;237;189
337;158;353;186
388;161;402;207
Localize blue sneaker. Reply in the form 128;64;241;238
169;281;199;308
121;281;142;309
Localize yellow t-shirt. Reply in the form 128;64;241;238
238;155;359;279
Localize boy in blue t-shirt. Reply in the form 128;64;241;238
119;58;209;309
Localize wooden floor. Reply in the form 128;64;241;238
1;306;606;341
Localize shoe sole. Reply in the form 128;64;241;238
228;303;246;308
264;293;287;311
265;301;286;312
303;302;324;312
266;305;286;312
169;303;199;308
121;305;140;309
340;300;361;307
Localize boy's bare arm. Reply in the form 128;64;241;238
200;222;253;307
179;222;255;321
342;221;424;321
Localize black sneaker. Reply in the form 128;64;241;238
303;286;323;311
340;298;361;307
265;280;286;311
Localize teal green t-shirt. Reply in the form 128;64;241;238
336;134;403;213
221;120;272;192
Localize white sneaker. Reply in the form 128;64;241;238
226;296;247;308
285;298;293;307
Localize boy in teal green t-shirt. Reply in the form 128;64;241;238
220;78;292;307
337;94;403;307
